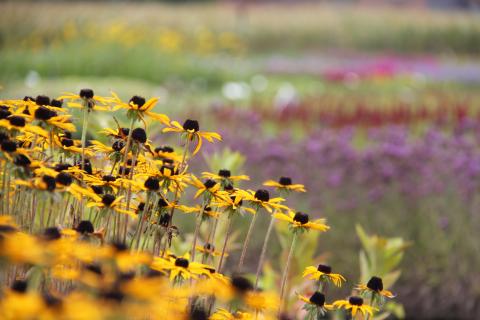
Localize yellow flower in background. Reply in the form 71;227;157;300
356;276;395;299
111;94;170;125
58;89;112;111
333;296;378;317
86;194;136;217
263;176;306;193
210;309;253;320
236;189;287;213
150;253;210;282
273;211;329;232
163;119;221;155
298;291;333;311
303;264;346;287
244;291;279;313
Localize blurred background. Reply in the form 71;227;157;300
1;0;480;318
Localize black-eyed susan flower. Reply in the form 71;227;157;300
210;309;253;320
244;290;279;314
162;119;221;155
263;176;306;193
196;242;227;258
111;94;170;125
150;253;210;282
333;296;377;317
303;264;346;287
298;291;333;316
87;194;135;217
189;175;229;201
273;211;329;233
356;276;395;301
236;189;287;213
58;89;111;111
202;170;249;188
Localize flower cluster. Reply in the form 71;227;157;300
0;90;395;319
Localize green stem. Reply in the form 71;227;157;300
80;106;90;171
254;212;275;289
217;215;233;273
279;232;298;312
237;207;259;272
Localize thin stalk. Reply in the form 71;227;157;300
80;106;90;171
279;232;298;312
202;218;219;264
124;147;140;243
217;216;233;273
190;209;205;262
162;138;190;254
120;117;136;178
237;208;259;271
254;213;275;289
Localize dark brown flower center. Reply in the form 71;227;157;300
367;276;383;292
349;296;364;306
279;176;292;186
102;194;116;206
129;95;145;108
254;189;270;202
293;212;309;224
79;89;94;99
175;257;189;268
183;119;199;132
218;169;231;178
317;264;332;274
309;291;325;306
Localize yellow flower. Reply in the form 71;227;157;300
236;189;286;213
196;242;227;257
111;93;170;125
263;176;306;193
333;296;378;317
58;89;112;111
244;291;279;313
210;308;253;320
0;290;45;320
189;175;229;201
150;253;211;282
273;211;329;232
303;264;346;287
202;170;250;184
86;194;136;218
356;276;395;299
298;292;333;310
163;119;221;155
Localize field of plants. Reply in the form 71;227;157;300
0;1;480;319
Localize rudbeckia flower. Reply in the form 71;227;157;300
189;175;229;201
244;290;279;313
263;176;306;193
273;211;329;232
303;264;346;287
111;93;170;125
333;296;378;317
196;242;227;257
236;189;287;213
356;276;395;299
210;309;253;320
87;194;136;217
298;291;333;316
58;89;112;111
150;253;210;282
162;119;221;155
202;170;250;186
0;114;48;138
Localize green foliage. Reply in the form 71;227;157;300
202;147;246;175
356;224;409;319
